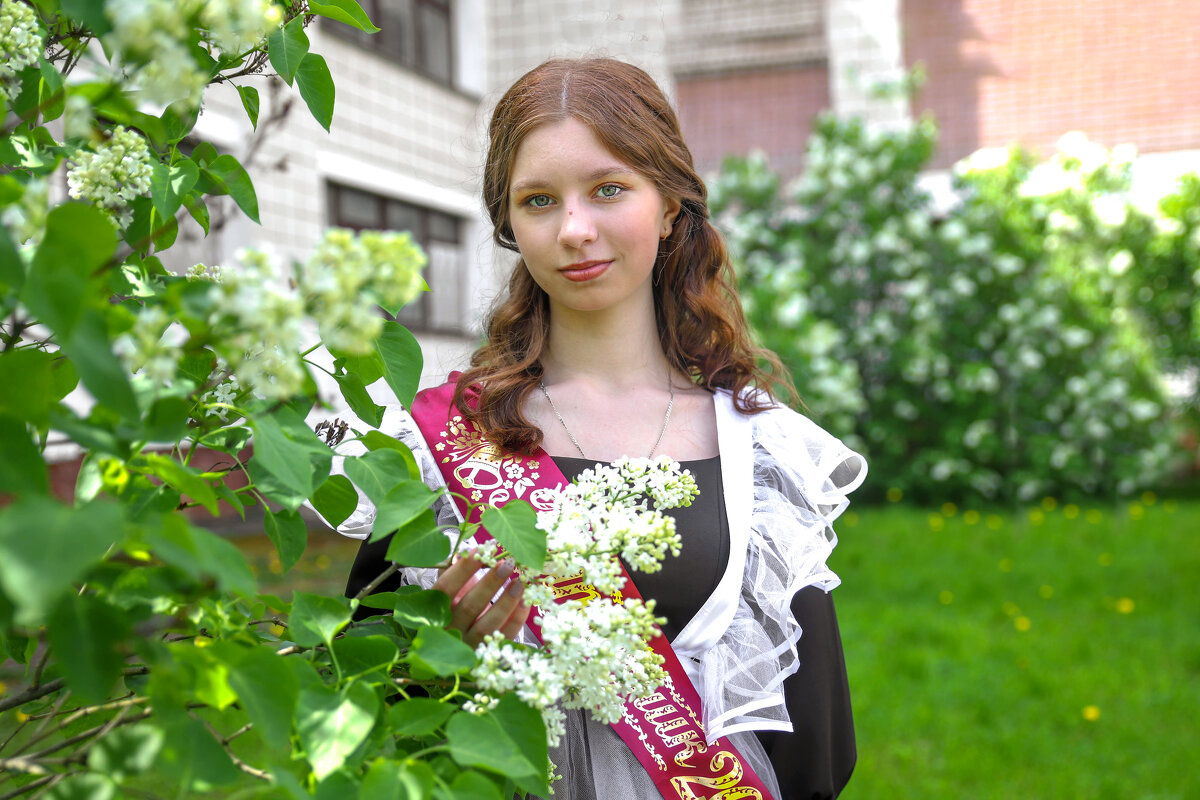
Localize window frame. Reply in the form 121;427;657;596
322;0;455;88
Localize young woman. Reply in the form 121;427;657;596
339;57;866;799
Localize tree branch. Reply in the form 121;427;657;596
0;667;148;715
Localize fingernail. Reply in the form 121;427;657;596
497;559;514;578
505;579;524;597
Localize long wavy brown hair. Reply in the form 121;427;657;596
454;57;793;453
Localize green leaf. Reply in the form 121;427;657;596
361;431;421;480
87;724;164;779
308;0;381;33
481;501;546;572
44;773;117;800
0;414;48;497
490;695;549;795
343;448;414;507
24;202;118;336
268;16;310;86
334;369;384;427
442;771;504;800
61;0;112;34
142;395;191;442
264;507;308;571
333;348;385;386
145;514;256;596
203;154;260;223
236;84;260;129
296;682;378;781
296;53;335;132
311;473;358;529
0;221;25;293
330;634;398;678
383;508;449;567
185;194;210;235
445;709;541;782
408;625;475;678
289;591;351;647
156;715;240;790
376;321;423;409
0;498;122;626
360;758;435;800
388;696;456;737
389;587;451;629
161;101;200;143
0;349;75;426
150;159;199;221
38;58;65;122
222;645;300;752
47;593;130;704
135;453;220;515
251;414;318;499
62;308;138;420
374;482;441;540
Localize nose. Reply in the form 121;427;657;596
557;200;596;248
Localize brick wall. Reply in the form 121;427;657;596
903;0;1200;169
676;65;831;180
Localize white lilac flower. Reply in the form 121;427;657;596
1;178;47;245
113;306;184;386
201;0;283;55
66;126;155;224
0;0;42;104
1092;194;1128;228
1108;249;1134;275
1057;131;1108;175
104;0;208;106
298;228;427;355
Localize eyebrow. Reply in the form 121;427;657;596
510;166;636;197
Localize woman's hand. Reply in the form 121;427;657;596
432;550;530;647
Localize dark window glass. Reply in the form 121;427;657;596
325;0;453;87
328;183;463;333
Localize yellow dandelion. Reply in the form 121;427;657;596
1014;616;1031;632
1140;490;1157;505
1039;584;1054;599
1098;552;1113;567
963;509;980;525
271;624;286;637
1063;504;1080;520
1128;504;1144;520
1001;601;1020;617
938;590;954;605
941;502;958;517
1116;597;1135;614
1028;509;1044;525
843;511;859;528
1082;705;1101;721
887;487;903;503
315;554;332;570
16;710;28;723
1085;509;1103;524
929;515;945;532
1041;496;1058;512
998;557;1013;572
986;514;1004;530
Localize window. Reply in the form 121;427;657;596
327;183;464;333
326;0;453;85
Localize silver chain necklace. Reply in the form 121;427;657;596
538;378;675;460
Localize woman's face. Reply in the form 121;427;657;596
507;117;680;319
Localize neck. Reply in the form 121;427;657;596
542;298;672;390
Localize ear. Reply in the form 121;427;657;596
660;196;682;239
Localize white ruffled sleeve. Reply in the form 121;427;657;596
676;398;866;743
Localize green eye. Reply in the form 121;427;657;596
597;184;622;198
527;195;551;208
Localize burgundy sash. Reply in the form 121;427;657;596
411;375;773;800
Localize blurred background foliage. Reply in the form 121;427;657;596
710;114;1200;506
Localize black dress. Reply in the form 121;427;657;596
344;455;856;799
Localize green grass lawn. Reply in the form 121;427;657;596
833;497;1200;800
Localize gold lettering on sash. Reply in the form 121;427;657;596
669;751;762;800
643;703;678;724
666;730;707;766
633;692;667;710
654;716;688;737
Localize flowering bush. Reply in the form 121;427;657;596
711;115;1196;504
0;2;646;799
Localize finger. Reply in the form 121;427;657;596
498;597;532;641
467;578;525;646
450;559;514;633
432;549;481;597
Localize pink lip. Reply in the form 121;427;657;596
560;260;612;282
